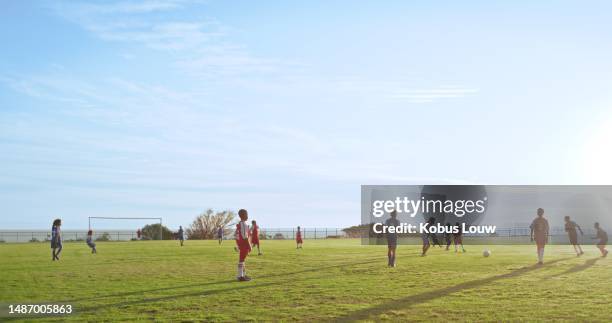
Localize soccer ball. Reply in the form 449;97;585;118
483;250;491;257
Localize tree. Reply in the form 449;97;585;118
141;223;173;240
342;224;370;238
187;209;235;239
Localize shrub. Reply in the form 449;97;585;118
29;238;39;242
273;233;285;240
96;232;111;241
141;223;174;240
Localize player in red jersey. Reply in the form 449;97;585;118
235;209;252;281
296;226;303;249
251;220;262;255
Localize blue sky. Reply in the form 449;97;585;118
2;0;612;229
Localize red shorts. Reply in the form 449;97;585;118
251;238;259;246
239;247;249;262
237;240;251;262
296;238;303;244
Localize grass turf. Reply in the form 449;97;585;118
0;239;610;322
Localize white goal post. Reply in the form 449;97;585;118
88;217;163;240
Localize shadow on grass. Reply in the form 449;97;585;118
544;257;600;279
334;257;573;322
75;262;377;314
58;257;381;303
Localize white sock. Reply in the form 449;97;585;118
538;249;544;262
237;263;243;277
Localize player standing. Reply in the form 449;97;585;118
51;219;62;261
444;222;452;251
178;226;184;247
453;222;466;253
296;226;303;249
421;217;434;256
564;216;583;256
218;227;224;245
593;222;608;257
385;211;399;267
251;220;262;255
235;209;252;281
530;208;550;265
86;230;97;254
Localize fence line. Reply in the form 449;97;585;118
0;228;347;243
0;227;598;243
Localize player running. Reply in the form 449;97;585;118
178;226;185;247
385;211;400;267
86;230;97;254
530;208;550;265
51;219;62;261
235;209;252;281
564;216;584;256
251;220;262;255
593;222;608;257
453;222;466;253
296;226;303;249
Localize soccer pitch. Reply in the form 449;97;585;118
1;240;610;322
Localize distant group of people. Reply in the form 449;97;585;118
384;211;466;267
232;209;304;281
530;208;608;265
383;208;608;268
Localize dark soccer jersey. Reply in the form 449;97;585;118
597;228;608;241
385;218;400;237
565;221;578;234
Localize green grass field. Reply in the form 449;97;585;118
1;239;610;322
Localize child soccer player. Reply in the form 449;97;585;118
444;222;453;251
564;216;584;256
178;226;185;247
296;226;303;249
421;217;434;256
251;220;262;255
51;219;62;261
385;211;399;267
593;222;608;257
530;208;549;265
235;209;252;281
86;230;97;254
218;227;224;245
453;222;466;253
